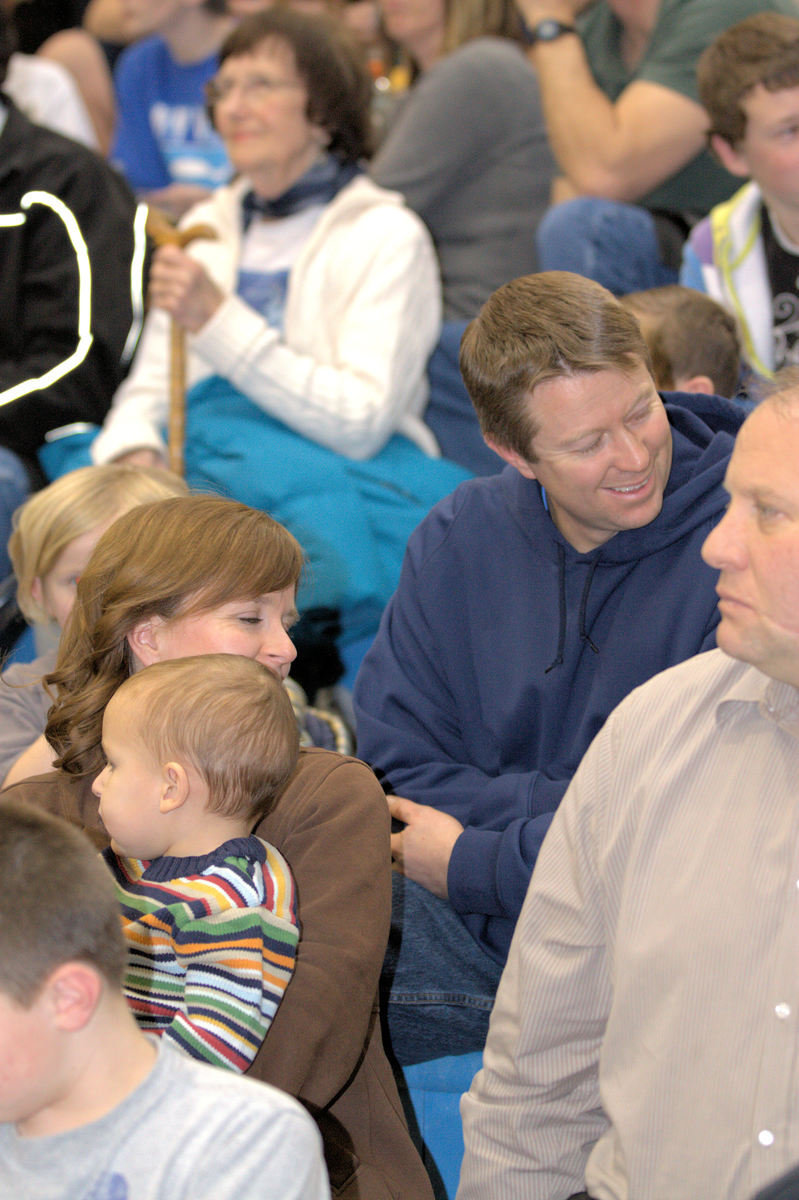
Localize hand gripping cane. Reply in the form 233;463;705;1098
145;208;217;477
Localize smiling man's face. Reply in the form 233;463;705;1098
497;364;673;553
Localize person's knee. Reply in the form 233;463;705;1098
537;197;675;294
538;196;600;247
539;196;607;235
537;197;622;278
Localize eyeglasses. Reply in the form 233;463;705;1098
205;74;305;106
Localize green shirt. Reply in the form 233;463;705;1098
579;0;798;214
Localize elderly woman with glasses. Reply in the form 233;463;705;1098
91;7;441;469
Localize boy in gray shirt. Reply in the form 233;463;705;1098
0;799;329;1200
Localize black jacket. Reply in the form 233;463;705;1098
0;98;147;471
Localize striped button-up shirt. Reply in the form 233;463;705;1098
460;648;799;1200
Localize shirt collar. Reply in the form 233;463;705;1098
717;661;799;739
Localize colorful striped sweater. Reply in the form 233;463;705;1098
103;836;299;1072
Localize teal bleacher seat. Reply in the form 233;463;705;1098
399;1051;483;1200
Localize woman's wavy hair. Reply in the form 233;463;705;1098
216;7;373;162
45;496;304;778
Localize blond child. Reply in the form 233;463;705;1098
0;799;328;1199
1;464;187;783
620;284;743;399
93;653;300;1073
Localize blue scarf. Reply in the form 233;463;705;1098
241;155;362;230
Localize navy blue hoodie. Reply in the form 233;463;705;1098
353;394;744;964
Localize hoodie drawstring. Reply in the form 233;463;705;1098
545;548;599;672
578;558;600;655
545;544;567;673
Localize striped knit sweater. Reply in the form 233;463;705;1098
103;836;298;1072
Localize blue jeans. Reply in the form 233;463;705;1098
537;197;679;295
0;447;31;577
381;872;504;1066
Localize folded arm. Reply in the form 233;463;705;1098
515;0;708;202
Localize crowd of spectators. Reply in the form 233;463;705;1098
4;2;799;1199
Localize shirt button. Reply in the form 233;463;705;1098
759;1130;775;1147
775;1003;792;1019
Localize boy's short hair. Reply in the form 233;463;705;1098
620;285;742;399
9;464;188;625
113;655;300;823
0;800;126;1006
697;13;799;146
459;271;652;460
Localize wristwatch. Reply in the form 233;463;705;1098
522;17;578;45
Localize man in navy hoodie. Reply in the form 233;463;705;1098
353;270;744;1066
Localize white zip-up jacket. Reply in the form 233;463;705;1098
680;180;774;378
93;173;442;465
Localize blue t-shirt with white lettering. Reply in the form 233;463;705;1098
112;36;230;192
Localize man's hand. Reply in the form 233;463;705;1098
387;795;464;900
148;243;224;333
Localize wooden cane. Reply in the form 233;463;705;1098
145;208;217;477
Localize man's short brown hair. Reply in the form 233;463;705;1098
459;271;651;460
697;13;799;147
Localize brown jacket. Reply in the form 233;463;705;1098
5;748;434;1200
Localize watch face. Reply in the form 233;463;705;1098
535;18;573;41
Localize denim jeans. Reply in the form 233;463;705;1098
536;197;679;295
380;872;504;1066
0;446;31;577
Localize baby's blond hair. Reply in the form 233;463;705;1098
112;655;300;822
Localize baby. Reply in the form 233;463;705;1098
93;653;300;1072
